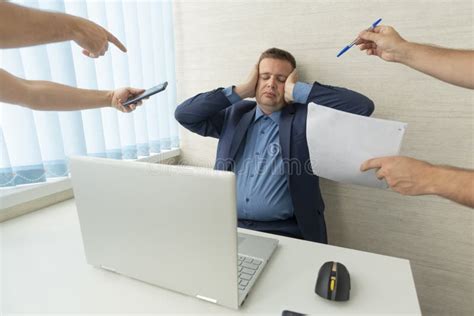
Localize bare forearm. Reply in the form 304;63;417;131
24;80;112;111
398;42;474;89
430;166;474;208
1;68;112;110
0;2;76;48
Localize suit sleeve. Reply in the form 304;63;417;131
174;88;233;138
294;82;375;116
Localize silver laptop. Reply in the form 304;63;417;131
70;156;278;309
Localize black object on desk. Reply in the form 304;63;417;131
282;310;306;316
315;261;351;301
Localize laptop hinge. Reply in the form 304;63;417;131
100;265;117;273
196;295;217;304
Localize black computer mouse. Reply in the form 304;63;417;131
315;261;351;301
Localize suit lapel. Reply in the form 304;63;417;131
279;103;296;180
279;103;296;162
229;107;256;160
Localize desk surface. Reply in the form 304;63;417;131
1;199;420;314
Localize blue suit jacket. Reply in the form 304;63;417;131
175;82;374;243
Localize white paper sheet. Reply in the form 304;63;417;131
306;102;407;188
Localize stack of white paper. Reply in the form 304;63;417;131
306;102;407;189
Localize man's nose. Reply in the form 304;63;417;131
266;77;276;89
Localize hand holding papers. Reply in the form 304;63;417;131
306;102;407;189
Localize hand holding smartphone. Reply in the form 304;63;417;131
123;81;168;107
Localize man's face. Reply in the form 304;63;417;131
255;58;294;112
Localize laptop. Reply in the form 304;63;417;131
70;156;278;309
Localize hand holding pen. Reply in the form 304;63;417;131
356;25;409;62
337;18;382;57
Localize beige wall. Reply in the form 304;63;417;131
173;0;473;314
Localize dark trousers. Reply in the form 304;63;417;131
238;217;303;240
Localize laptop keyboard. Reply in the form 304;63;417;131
238;255;262;291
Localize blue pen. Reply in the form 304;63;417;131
337;18;382;58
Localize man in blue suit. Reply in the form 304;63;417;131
175;48;374;243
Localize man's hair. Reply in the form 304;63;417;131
258;47;296;68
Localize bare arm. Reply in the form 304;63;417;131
0;69;143;112
360;156;474;208
399;43;474;89
430;166;474;208
0;1;126;57
358;25;474;89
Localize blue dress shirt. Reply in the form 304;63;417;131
222;83;312;221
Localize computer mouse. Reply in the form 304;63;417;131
315;261;351;301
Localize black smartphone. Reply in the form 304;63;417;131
282;310;306;316
123;81;168;106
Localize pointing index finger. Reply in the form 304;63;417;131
360;158;384;172
106;30;127;53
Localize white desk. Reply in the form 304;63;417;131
1;199;420;314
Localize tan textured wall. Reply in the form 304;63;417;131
173;1;473;314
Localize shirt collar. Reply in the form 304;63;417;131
255;105;281;124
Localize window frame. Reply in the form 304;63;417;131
0;148;180;222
